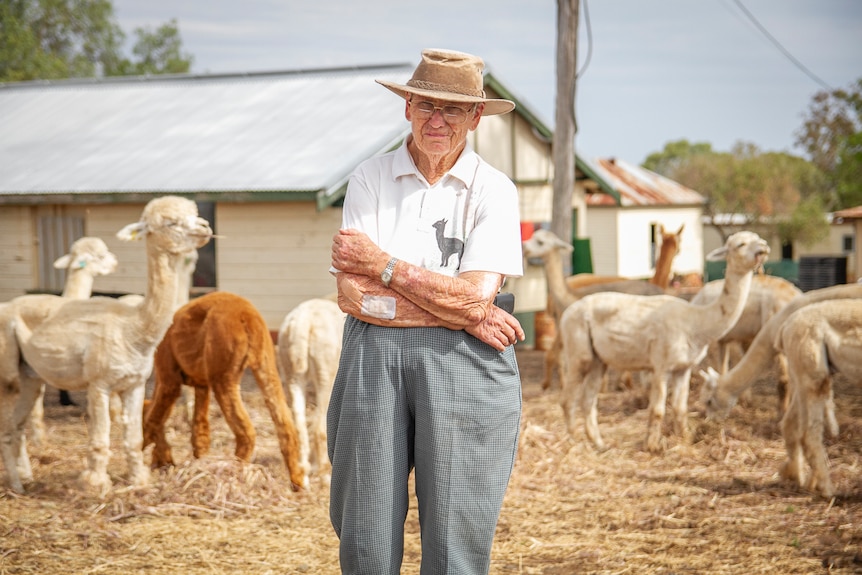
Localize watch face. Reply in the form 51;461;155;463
382;270;392;282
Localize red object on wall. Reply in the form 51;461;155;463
520;221;535;241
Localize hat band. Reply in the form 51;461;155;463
407;79;485;99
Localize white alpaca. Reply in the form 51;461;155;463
521;229;667;391
701;283;862;419
27;237;119;444
0;196;212;494
691;274;801;414
277;297;345;484
776;299;862;498
560;231;770;453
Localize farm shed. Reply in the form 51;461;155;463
0;61;708;330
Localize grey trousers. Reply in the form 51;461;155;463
327;316;522;575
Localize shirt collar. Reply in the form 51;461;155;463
391;137;480;188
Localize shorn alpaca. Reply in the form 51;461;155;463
691;274;801;415
277;297;345;483
143;291;308;491
776;299;862;498
27;237;120;445
559;231;769;453
521;228;670;390
0;196;212;494
701;282;862;419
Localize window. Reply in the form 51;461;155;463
193;202;217;290
36;208;84;293
842;234;855;253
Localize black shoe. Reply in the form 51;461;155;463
59;390;77;406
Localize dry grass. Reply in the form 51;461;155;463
1;349;861;574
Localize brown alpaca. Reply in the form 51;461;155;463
143;291;307;490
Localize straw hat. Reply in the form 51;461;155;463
376;48;515;116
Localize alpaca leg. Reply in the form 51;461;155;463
211;377;256;462
801;386;834;498
779;388;806;488
0;374;25;493
541;334;560;391
578;362;607;451
191;385;211;458
80;386;113;494
143;375;183;468
646;371;668;454
311;366;334;482
776;352;791;421
668;369;693;443
252;363;306;490
287;379;311;477
26;382;46;446
12;373;43;483
119;383;150;487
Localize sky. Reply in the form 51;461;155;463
111;0;861;165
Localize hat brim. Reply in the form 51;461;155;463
376;80;515;116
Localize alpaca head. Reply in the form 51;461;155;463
53;237;118;276
522;229;573;262
705;231;769;274
116;196;213;253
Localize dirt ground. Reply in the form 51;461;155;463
1;347;860;574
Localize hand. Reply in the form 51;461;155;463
331;229;387;278
465;305;525;351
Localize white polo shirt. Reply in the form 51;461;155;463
340;140;523;279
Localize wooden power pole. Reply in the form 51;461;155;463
552;0;579;274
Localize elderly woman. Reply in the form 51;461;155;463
328;48;525;574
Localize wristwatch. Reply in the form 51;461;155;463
381;257;398;287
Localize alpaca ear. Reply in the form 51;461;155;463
705;245;728;262
117;221;148;242
53;254;71;269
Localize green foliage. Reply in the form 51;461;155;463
0;0;192;81
795;77;862;210
645;139;831;246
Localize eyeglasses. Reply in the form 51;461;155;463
410;100;476;124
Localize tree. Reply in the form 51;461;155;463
0;0;191;82
647;139;830;246
795;78;862;209
126;19;192;75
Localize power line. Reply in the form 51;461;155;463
731;0;833;91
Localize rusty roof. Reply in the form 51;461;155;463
834;205;862;219
585;157;706;207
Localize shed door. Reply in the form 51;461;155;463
36;206;85;293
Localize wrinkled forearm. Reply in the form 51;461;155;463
388;262;500;328
335;272;461;329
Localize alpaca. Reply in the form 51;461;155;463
0;196;212;494
691;274;801;415
521;229;670;390
277;297;345;483
27;237;119;444
776;299;862;498
561;224;684;292
559;231;770;453
701;283;862;419
432;218;464;267
143;291;307;491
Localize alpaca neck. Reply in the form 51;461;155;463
694;267;754;347
650;241;676;289
543;249;577;318
174;256;195;309
719;282;862;399
61;270;95;299
138;241;182;346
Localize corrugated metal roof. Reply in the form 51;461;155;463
0;64;415;201
584;157;706;207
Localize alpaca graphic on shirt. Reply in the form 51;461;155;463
432;218;464;268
